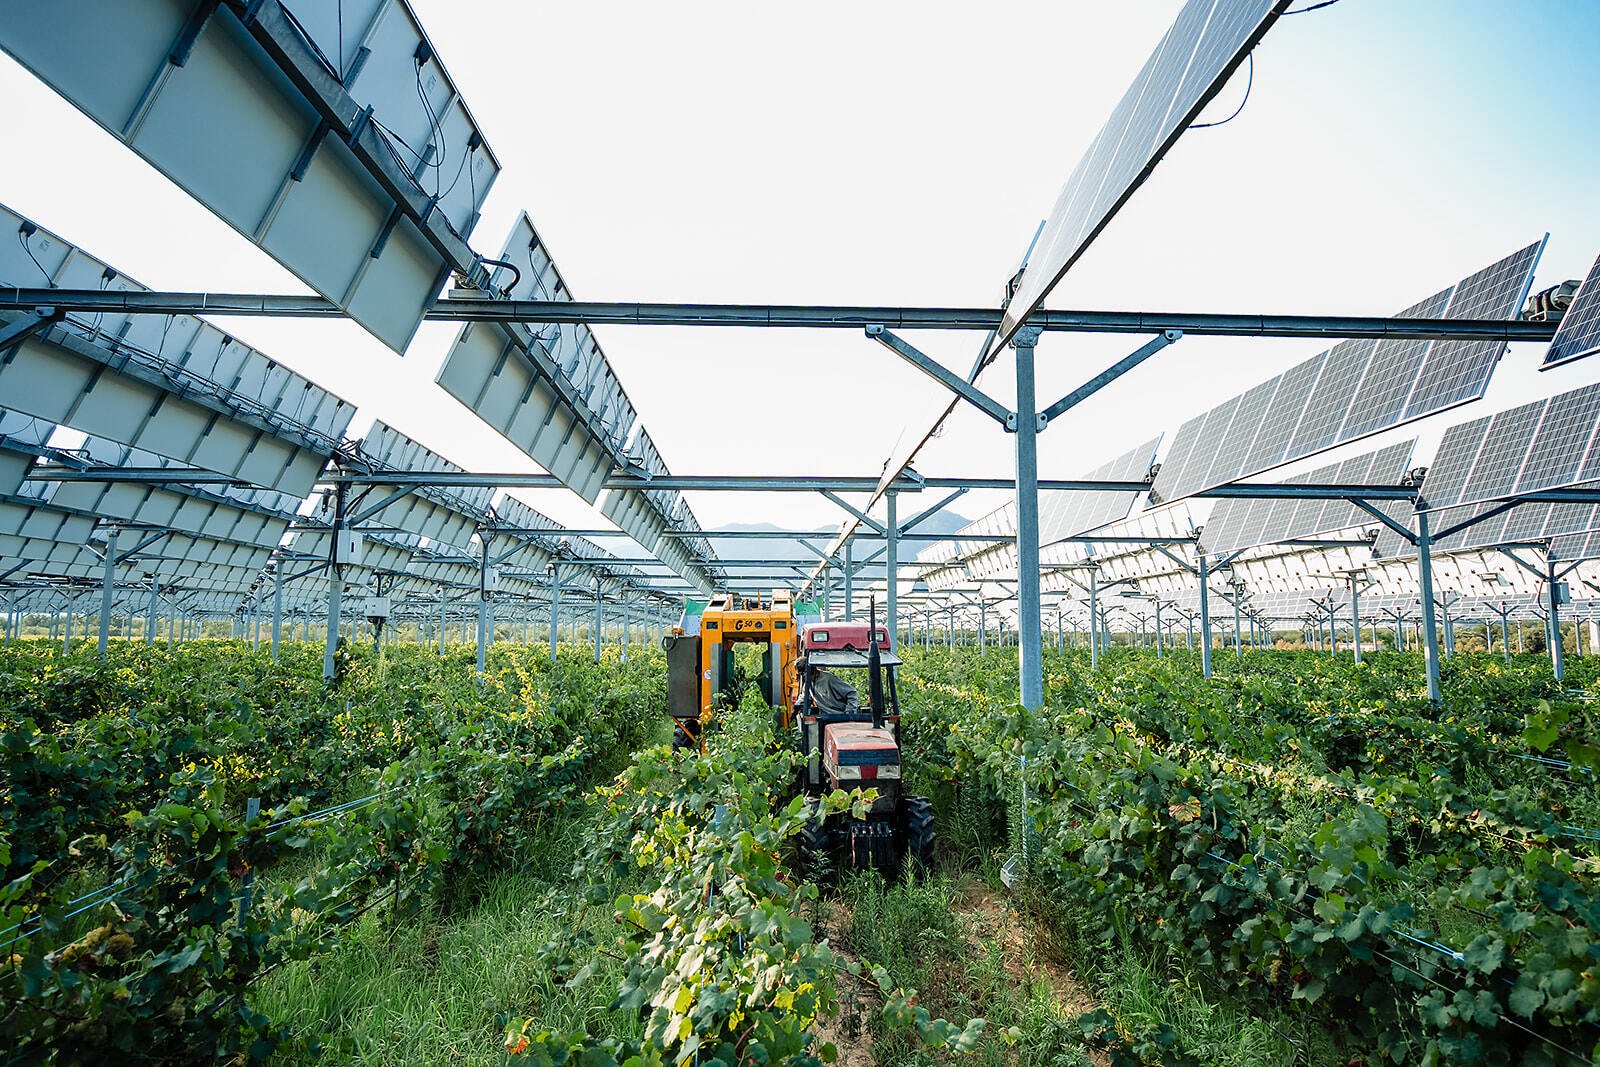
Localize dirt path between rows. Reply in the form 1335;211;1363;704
815;879;1109;1066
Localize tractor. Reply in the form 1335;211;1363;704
662;591;934;876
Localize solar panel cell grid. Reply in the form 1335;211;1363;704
1420;415;1491;510
1173;396;1241;498
1245;359;1323;474
1543;252;1600;367
1543;501;1600;540
1458;401;1543;504
1289;339;1375;458
1152;414;1206;503
1404;241;1542;419
1340;288;1453;439
1517;383;1600;491
1206;377;1278;487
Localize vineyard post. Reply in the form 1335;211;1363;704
146;576;158;645
948;605;956;649
1154;599;1164;658
1348;575;1362;664
1231;583;1244;660
97;524;118;654
621;593;630;663
1197;554;1213;678
1440;595;1456;658
270;564;284;662
1415;509;1442;705
1546;553;1566;681
1056;604;1064;652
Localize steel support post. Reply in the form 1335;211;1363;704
263;567;280;661
1057;606;1065;652
948;606;956;649
1231;593;1243;660
1500;611;1510;664
1154;600;1164;658
146;578;159;645
477;536;492;678
1012;326;1044;712
1415;510;1442;705
1198;555;1213;678
621;595;630;663
1349;583;1362;664
843;538;854;620
1088;569;1100;669
1547;555;1566;682
886;491;900;646
323;483;347;682
593;574;603;663
98;526;118;655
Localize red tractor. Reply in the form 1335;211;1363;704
791;610;934;877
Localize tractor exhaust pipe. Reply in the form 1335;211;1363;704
868;595;885;730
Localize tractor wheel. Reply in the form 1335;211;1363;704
901;795;936;876
796;800;833;881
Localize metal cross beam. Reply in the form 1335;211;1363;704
0;289;1558;341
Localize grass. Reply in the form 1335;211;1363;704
252;732;662;1064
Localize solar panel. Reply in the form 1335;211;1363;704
1288;339;1375;458
921;437;1159;581
436;213;638;505
997;0;1289;350
1542;251;1600;368
1199;439;1415;554
1403;240;1544;418
1341;288;1454;438
1423;382;1600;514
1457;401;1543;504
0;0;500;353
1416;413;1491;510
1244;359;1323;473
1150;242;1542;509
1152;414;1206;503
1515;383;1600;491
1206;377;1279;487
0;204;353;497
1165;396;1241;499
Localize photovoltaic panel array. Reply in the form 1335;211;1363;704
1151;240;1544;506
1199;439;1415;555
1543;251;1600;368
0;203;354;498
996;0;1290;351
1419;381;1600;512
919;437;1159;583
437;213;633;504
348;422;494;554
0;0;501;353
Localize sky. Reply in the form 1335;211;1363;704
3;0;1599;560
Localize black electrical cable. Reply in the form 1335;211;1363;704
1285;0;1345;13
1190;52;1253;129
17;230;51;285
